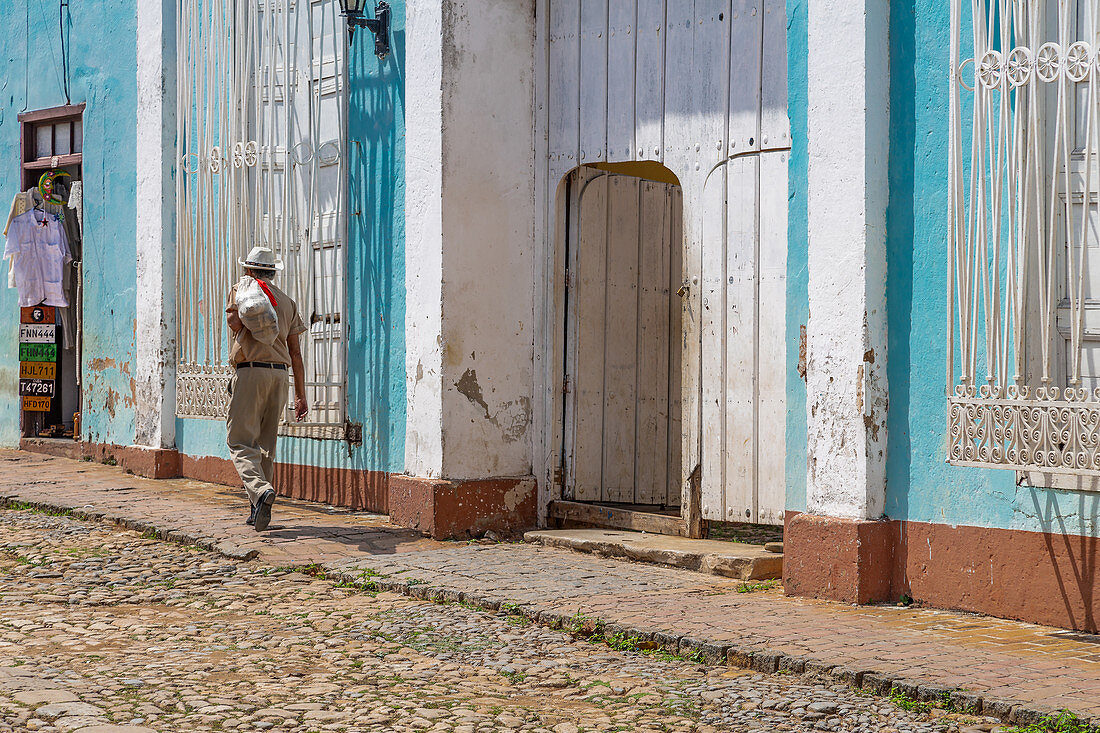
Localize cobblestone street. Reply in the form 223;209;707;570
0;508;1006;733
7;450;1100;728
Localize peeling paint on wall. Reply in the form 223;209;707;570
456;368;488;413
0;1;141;448
405;0;536;481
455;369;532;444
803;0;889;522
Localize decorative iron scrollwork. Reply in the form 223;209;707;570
948;387;1100;476
176;364;233;419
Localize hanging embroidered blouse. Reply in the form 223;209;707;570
3;209;71;307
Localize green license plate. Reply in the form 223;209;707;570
19;343;56;362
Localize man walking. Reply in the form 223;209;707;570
225;246;308;531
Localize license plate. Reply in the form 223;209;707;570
19;323;55;343
19;343;56;362
21;396;51;412
19;362;56;380
19;379;55;397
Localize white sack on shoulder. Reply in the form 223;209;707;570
235;275;279;345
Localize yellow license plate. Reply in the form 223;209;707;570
22;396;51;412
20;362;56;380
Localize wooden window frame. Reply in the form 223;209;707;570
18;104;85;188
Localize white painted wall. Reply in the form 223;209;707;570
805;0;890;519
438;0;537;479
404;0;446;478
134;0;177;449
405;0;537;480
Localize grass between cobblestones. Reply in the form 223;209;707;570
1;508;727;731
371;584;1100;732
1002;711;1097;733
876;682;1094;732
324;573;1097;732
2;500;73;517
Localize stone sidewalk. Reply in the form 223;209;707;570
3;449;1100;726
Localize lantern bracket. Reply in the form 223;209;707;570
344;1;390;60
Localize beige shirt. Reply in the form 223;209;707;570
226;276;306;366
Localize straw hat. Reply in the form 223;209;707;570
238;246;284;271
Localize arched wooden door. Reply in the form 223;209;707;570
562;167;684;509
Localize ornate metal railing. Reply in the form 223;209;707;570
948;385;1100;474
948;0;1100;477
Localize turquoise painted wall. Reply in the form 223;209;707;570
174;3;408;475
883;0;1100;539
785;0;808;515
785;0;1100;538
0;0;138;449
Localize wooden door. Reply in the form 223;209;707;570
563;168;683;507
544;0;789;528
698;152;788;525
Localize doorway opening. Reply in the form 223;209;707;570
14;105;84;444
554;163;688;535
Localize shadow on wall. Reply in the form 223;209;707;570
886;491;1100;633
882;0;1100;630
1030;489;1100;633
885;0;915;522
270;16;408;511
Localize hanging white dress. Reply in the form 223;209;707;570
4;209;71;307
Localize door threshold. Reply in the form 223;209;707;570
549;499;690;537
526;526;782;580
20;437;82;461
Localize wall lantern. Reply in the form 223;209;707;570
340;0;391;60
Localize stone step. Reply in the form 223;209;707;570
20;437;82;461
523;528;782;581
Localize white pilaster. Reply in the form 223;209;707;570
805;0;890;519
134;0;177;449
404;0;446;477
404;0;537;481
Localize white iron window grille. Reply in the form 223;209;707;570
175;0;349;430
949;0;1100;476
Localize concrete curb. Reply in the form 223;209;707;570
0;494;1082;729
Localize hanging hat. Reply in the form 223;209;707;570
238;246;283;271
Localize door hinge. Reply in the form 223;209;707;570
562;376;572;394
564;269;575;289
552;464;564;485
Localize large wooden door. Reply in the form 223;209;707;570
563;167;683;507
544;0;789;530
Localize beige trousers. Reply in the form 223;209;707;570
226;366;289;506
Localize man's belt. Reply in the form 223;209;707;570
235;361;288;371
